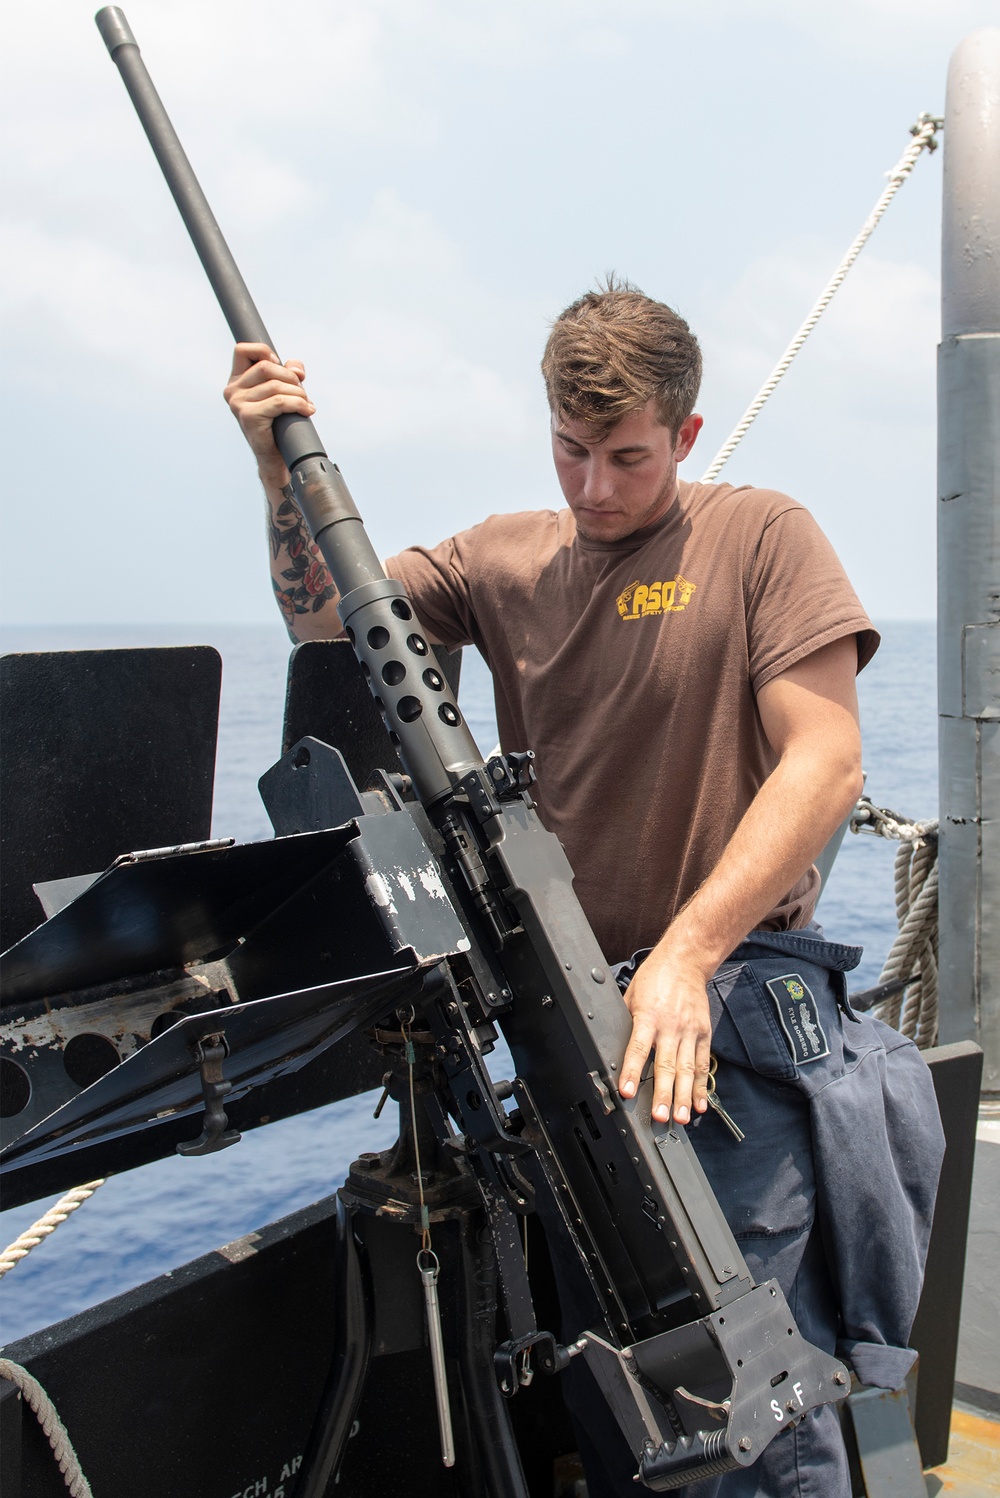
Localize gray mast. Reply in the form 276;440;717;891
937;28;1000;1095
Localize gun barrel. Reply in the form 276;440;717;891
96;6;317;471
96;7;485;803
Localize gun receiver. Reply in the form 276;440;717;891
91;10;850;1486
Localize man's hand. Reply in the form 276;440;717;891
618;945;712;1125
224;342;344;642
223;342;316;488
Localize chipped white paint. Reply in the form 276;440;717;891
397;871;417;902
418;865;448;902
0;964;237;1058
365;872;397;914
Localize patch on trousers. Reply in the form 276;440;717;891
765;973;831;1065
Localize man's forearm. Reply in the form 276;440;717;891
656;742;863;978
221;344;344;642
619;742;861;1123
262;472;343;641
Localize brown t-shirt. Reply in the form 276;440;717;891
386;481;878;962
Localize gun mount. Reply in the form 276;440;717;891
0;12;853;1492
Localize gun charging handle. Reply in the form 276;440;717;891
95;6;485;807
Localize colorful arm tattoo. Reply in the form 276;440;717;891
268;483;336;633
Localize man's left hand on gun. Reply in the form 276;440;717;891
618;944;713;1125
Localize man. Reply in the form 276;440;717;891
224;283;942;1496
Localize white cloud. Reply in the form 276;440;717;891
701;243;937;420
643;0;995;49
342;190;462;276
806;256;938;373
0;204;532;456
575;28;633;58
318;308;532;450
752;0;991;28
0;221;218;387
217;159;316;233
0;0;432;196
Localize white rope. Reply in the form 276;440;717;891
850;797;939;1048
700;113;943;484
851;797;937;847
0;1359;94;1498
0;1179;106;1278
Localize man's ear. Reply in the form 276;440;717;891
674;413;703;462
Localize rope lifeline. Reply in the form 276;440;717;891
700;113;943;484
0;1359;94;1498
0;1179;106;1279
850;797;939;1048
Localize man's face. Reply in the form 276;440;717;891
551;400;703;543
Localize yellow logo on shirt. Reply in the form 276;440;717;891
616;574;696;620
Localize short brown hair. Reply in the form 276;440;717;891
541;277;702;438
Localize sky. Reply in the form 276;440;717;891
1;0;996;625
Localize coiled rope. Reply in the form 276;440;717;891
0;1179;106;1279
0;1359;94;1497
851;797;939;1048
0;1180;105;1493
700;112;943;483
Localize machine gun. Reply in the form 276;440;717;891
0;11;851;1492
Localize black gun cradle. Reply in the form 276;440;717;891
0;10;851;1495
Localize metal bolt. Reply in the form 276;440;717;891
834;1371;848;1386
739;1438;752;1452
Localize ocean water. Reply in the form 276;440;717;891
0;620;936;1346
